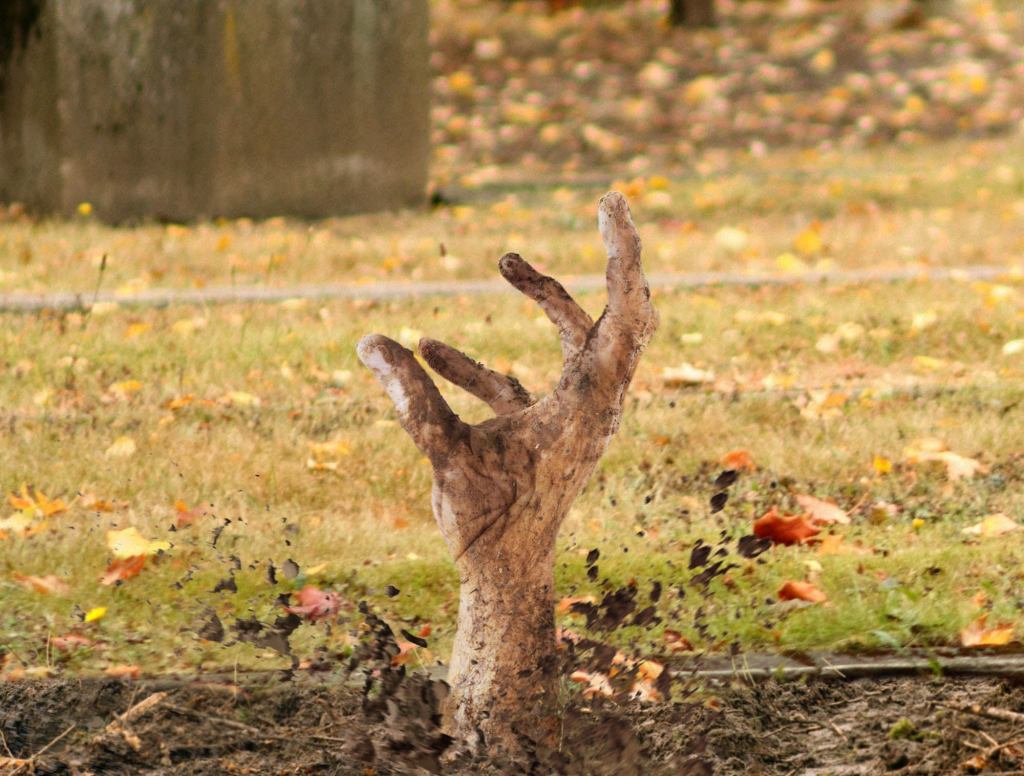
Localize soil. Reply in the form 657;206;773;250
4;672;1024;775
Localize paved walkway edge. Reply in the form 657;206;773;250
0;264;1018;312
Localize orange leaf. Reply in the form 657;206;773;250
104;664;141;679
795;494;850;526
14;573;69;595
753;507;821;545
391;641;420;667
777;580;828;604
100;555;147;586
960;614;1015;647
721;449;755;471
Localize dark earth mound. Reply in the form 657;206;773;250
3;673;1024;774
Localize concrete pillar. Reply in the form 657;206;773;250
0;0;430;221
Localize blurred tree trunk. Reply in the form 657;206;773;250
668;0;716;27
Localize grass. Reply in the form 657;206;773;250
1;134;1023;295
1;265;1023;676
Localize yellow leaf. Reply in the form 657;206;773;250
873;456;893;475
77;202;93;216
108;379;143;400
0;512;36;536
222;391;261;408
910;311;938;332
775;252;807;273
911;355;947;373
962;513;1020;538
1003;339;1024;356
124;322;152;339
793;226;823;256
447;70;475;97
661;363;714;387
713;226;749;253
85;606;107;623
105;436;137;458
106;527;170;558
809;48;835;75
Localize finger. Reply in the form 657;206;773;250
598;191;651;324
356;334;465;462
419;338;533;416
574;193;658;397
498;252;593;361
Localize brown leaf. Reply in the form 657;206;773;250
753;507;821;545
663;629;694;653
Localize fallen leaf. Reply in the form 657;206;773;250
753;507;821;545
795;494;850;525
392;640;428;667
962;513;1021;538
107;527;170;558
101;555;147;585
777;580;828;603
285;585;340;622
960;614;1014;647
904;440;986;481
52;634;95;651
721;449;756;471
569;670;614;698
14;573;69;595
104;664;141;679
873;455;893;475
8;484;67;517
661;363;715;386
221;391;261;408
174;500;200;529
105;436;137;458
556;595;596;615
85;606;107;623
663;629;694;652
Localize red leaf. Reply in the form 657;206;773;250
777;580;828;604
101;555;147;586
753;507;821;545
285;585;340;622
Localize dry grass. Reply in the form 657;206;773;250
2;135;1023;295
1;271;1022;675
